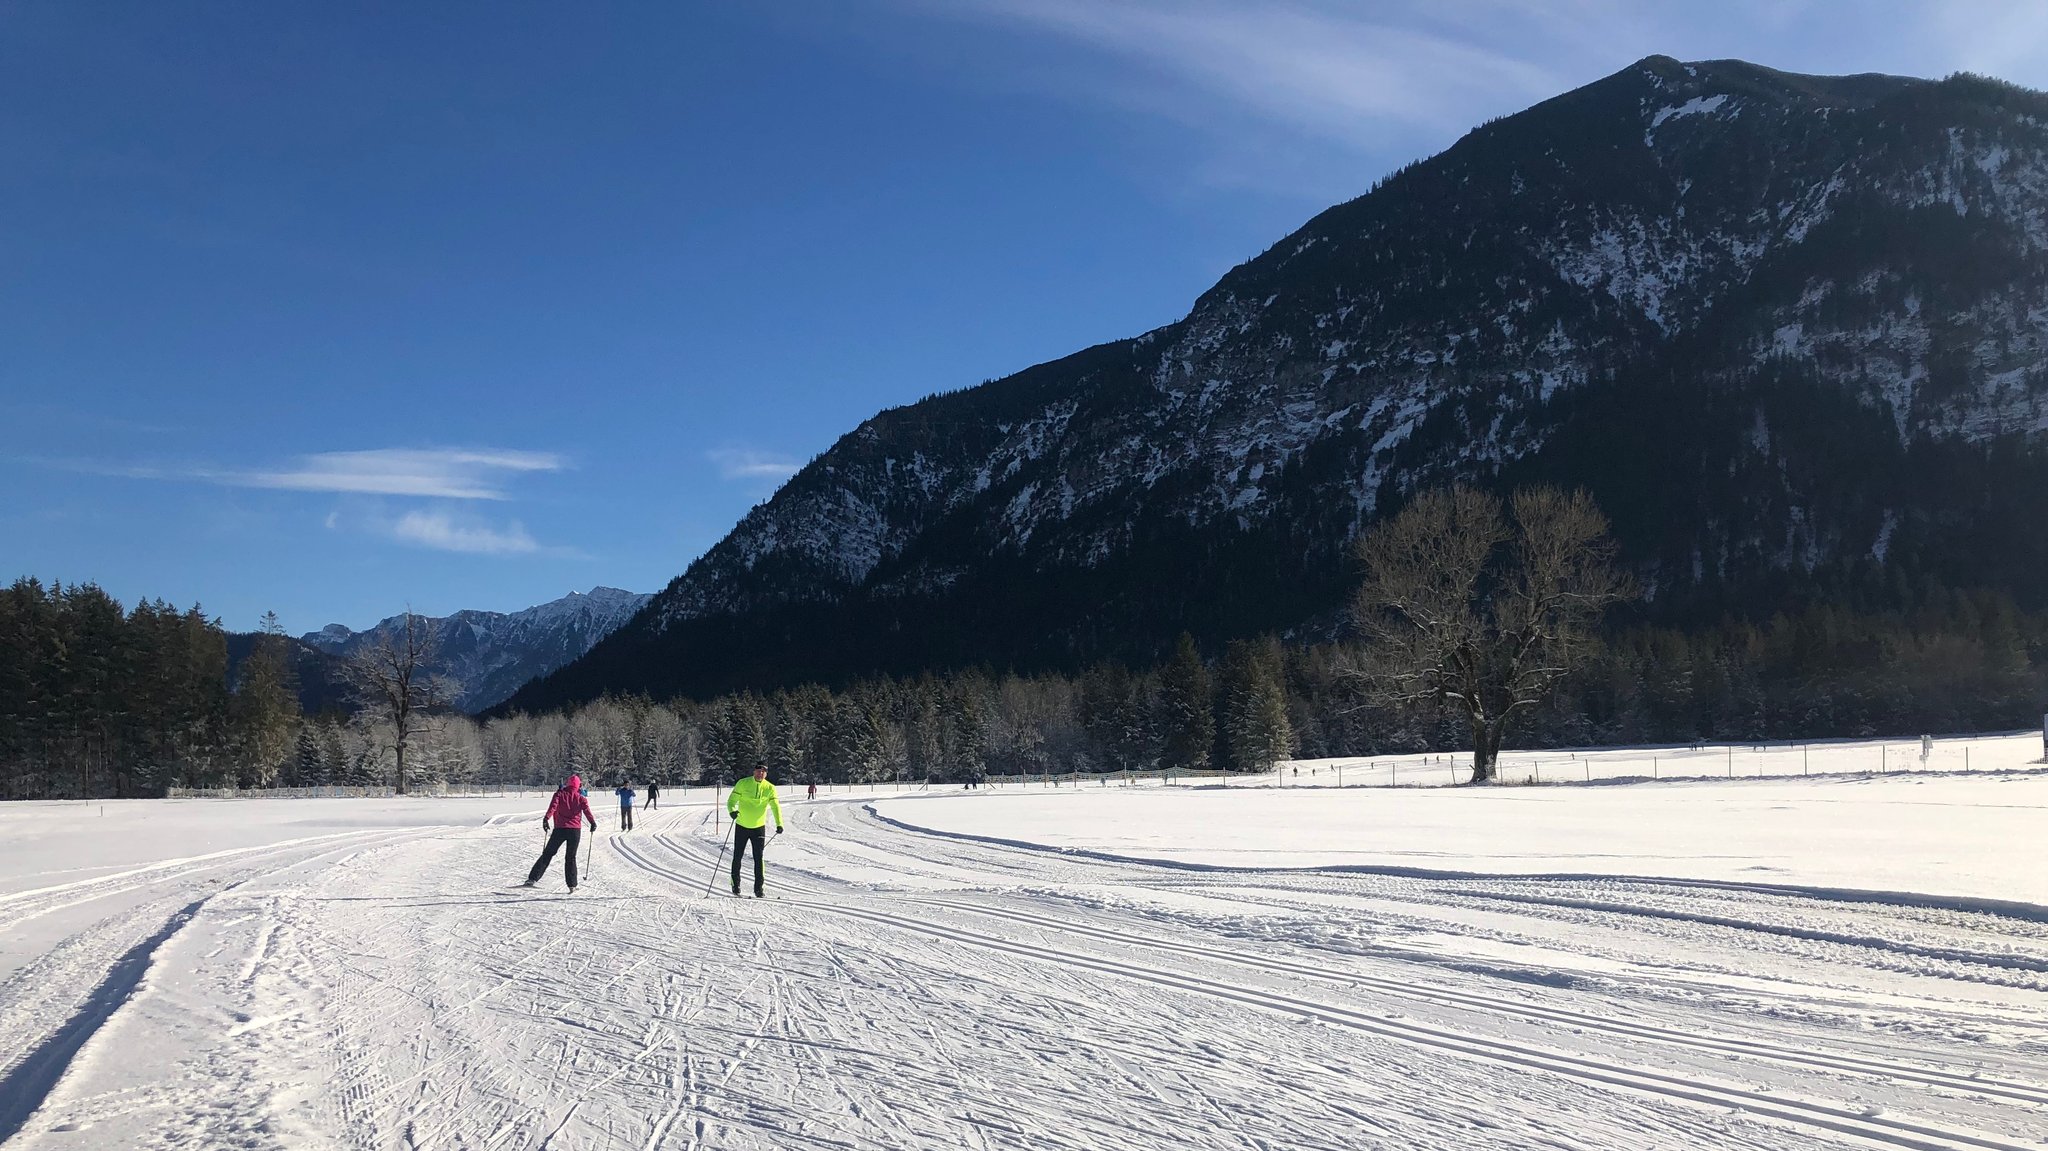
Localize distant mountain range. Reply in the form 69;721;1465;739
508;55;2048;712
301;586;650;713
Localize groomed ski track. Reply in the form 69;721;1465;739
1;792;2044;1150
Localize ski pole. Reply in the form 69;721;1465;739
703;820;735;898
586;827;595;881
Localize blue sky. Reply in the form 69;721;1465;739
6;1;2047;635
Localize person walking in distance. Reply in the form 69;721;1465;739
807;781;817;800
646;779;659;810
615;783;636;832
524;774;598;891
726;763;784;897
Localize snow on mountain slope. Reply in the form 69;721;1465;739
510;56;2048;708
684;60;2048;600
307;586;650;712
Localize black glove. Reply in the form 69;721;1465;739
728;811;737;820
776;825;785;835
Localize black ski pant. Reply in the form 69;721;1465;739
528;827;582;887
731;824;767;895
620;805;634;831
646;790;658;810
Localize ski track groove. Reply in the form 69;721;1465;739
628;812;2025;1103
785;897;2036;1151
612;806;2045;1151
8;796;2044;1150
895;894;2048;1109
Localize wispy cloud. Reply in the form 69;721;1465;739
708;448;802;484
232;448;564;500
911;0;1593;179
387;510;541;555
23;445;578;557
903;0;2048;198
30;446;566;500
944;0;1566;149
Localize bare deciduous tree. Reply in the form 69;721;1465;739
1351;486;1632;783
340;611;451;794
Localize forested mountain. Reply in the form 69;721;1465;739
509;56;2048;711
306;586;649;713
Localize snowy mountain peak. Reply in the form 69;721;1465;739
305;587;651;712
508;57;2048;709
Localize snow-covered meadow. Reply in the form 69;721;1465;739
1;747;2044;1150
1282;728;2045;788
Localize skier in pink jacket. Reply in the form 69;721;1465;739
522;774;598;891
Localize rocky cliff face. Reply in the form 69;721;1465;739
511;57;2048;709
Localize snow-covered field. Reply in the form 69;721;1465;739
2;768;2045;1150
1282;729;2046;787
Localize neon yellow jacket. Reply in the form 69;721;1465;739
727;777;783;829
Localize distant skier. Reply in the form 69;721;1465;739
726;763;785;897
806;781;817;800
523;774;598;891
646;780;660;810
615;783;636;832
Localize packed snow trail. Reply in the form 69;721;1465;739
0;785;2044;1150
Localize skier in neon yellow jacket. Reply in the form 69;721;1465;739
726;764;785;897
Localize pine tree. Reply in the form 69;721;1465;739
903;679;945;781
230;611;300;788
1221;637;1294;772
294;725;323;788
1079;662;1141;772
941;676;990;782
1156;634;1214;773
705;693;767;779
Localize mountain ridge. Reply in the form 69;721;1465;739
308;586;650;713
506;55;2048;711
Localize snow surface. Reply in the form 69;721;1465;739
1649;93;1729;132
881;773;2048;914
2;765;2045;1149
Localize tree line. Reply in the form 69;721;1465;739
447;588;2047;793
6;480;2043;799
0;579;298;798
0;572;1298;797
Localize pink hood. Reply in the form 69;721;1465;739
546;780;593;829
